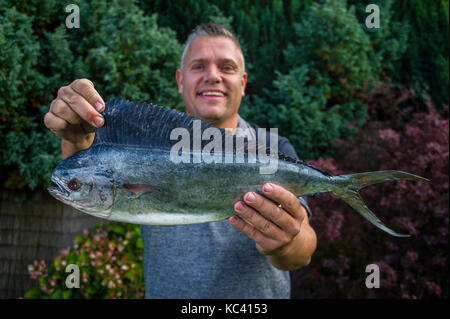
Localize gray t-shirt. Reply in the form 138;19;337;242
141;116;311;298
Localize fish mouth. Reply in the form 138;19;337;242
48;175;70;200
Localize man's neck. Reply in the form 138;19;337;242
211;114;239;132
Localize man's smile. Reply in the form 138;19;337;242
197;89;227;98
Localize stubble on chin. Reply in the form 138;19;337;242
193;105;227;122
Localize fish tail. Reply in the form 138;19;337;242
332;170;430;237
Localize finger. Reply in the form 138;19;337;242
243;191;300;237
229;215;270;244
234;201;287;241
229;216;281;255
44;111;69;132
70;78;105;112
261;183;304;220
50;99;85;125
58;85;104;128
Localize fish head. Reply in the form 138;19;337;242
48;157;114;219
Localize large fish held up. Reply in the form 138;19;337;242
48;98;429;237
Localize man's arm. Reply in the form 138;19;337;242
229;183;317;270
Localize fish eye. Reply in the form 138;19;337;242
67;178;81;191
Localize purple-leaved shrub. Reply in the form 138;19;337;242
292;85;448;298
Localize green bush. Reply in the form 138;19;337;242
390;0;449;107
242;0;369;159
24;222;144;299
245;0;409;160
0;0;183;192
348;0;410;77
0;5;61;190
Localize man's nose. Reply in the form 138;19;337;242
204;65;221;83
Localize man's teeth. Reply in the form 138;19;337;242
199;92;224;96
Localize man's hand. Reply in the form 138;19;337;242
43;79;105;158
229;183;317;270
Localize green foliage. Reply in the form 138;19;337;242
24;222;144;299
444;0;449;21
0;0;183;191
249;0;410;160
139;0;233;43
348;0;410;77
390;0;449;107
251;0;372;159
72;0;183;107
0;6;61;190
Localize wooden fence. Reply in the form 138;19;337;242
0;190;105;298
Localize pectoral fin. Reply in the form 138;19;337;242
121;184;155;199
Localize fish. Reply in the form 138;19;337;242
48;98;430;237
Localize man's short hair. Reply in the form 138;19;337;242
180;22;245;72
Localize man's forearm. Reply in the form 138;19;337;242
267;220;317;271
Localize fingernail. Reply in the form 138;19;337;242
235;201;246;213
94;116;104;127
94;101;104;112
245;192;256;203
229;216;239;225
263;183;273;193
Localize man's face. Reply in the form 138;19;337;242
176;36;247;127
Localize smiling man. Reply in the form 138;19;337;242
144;23;317;298
176;32;247;129
44;22;317;298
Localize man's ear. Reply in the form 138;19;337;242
175;69;183;94
241;72;248;96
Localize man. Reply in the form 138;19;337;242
44;23;317;298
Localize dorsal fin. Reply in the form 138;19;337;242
92;98;215;150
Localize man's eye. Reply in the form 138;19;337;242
192;64;203;70
222;65;234;72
